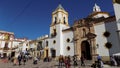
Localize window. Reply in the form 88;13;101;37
46;41;48;47
39;41;42;46
26;44;28;46
54;17;57;24
64;17;66;24
66;46;70;51
53;29;56;34
53;40;56;44
103;31;110;37
105;42;112;49
51;29;57;37
66;38;70;42
4;42;9;50
38;41;43;49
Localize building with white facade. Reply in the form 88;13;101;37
113;0;120;21
37;4;74;58
112;0;120;55
73;3;120;61
0;30;30;58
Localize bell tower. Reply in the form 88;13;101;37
49;4;70;56
51;4;69;26
50;4;70;37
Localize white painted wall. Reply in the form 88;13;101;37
49;24;74;56
94;23;109;56
1;41;5;48
22;42;28;51
113;3;120;21
63;31;74;56
93;14;109;18
94;21;120;56
113;3;120;45
12;41;20;48
104;21;120;55
8;42;12;48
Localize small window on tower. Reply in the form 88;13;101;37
54;17;57;24
64;17;66;24
53;29;57;35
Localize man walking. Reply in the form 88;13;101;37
18;54;22;66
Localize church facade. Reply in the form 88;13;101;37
73;3;120;61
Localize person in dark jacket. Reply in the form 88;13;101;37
18;54;22;66
23;55;26;65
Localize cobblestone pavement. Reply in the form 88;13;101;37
0;59;120;68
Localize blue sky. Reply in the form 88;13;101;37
0;0;114;40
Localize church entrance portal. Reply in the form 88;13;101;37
81;41;92;60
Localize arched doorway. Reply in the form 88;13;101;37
81;41;92;60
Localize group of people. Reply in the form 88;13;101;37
58;55;86;68
110;55;120;66
59;55;71;68
13;53;28;66
91;55;104;68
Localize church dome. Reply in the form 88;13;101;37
88;3;110;18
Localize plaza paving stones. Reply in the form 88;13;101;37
0;59;120;68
